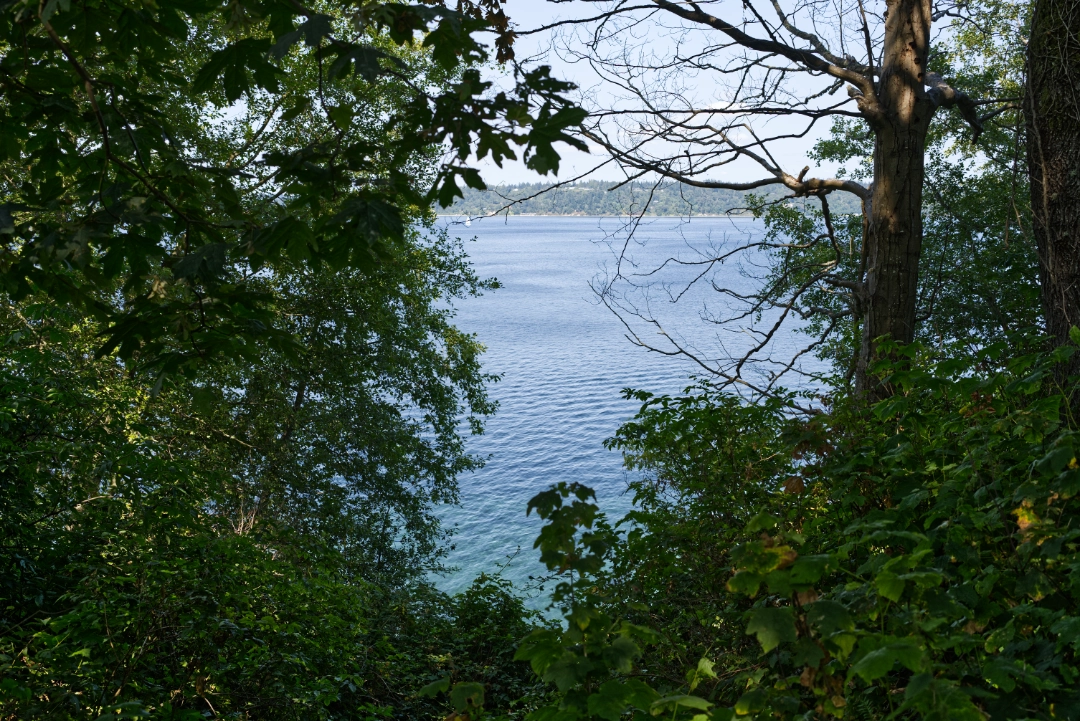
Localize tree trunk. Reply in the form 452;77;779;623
1026;0;1080;380
855;0;936;397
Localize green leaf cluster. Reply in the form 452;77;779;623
570;338;1080;720
0;223;542;719
0;0;584;372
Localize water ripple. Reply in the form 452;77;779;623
433;216;774;602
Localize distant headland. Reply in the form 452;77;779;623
443;180;862;218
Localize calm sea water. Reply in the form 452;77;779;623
433;215;790;601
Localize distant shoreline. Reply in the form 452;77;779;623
436;213;760;218
445;180;863;216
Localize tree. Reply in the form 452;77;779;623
0;0;585;374
0;334;540;718
0;21;504;589
1;9;521;579
1;4;566;714
177;228;497;585
1026;0;1080;380
526;0;1008;395
758;0;1038;385
0;167;530;721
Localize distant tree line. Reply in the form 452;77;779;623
448;180;864;217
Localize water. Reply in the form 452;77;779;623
434;215;787;601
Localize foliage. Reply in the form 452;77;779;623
169;225;499;584
1;0;573;716
4;3;1071;721
706;340;1080;719
519;338;1080;719
748;0;1037;382
1;222;493;583
1;493;540;720
513;482;667;721
0;0;585;372
0;282;540;719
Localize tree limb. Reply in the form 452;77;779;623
650;0;878;103
924;72;984;141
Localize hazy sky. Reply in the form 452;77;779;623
471;0;843;186
473;1;615;184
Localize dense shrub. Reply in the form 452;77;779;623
515;340;1080;720
0;491;543;720
0;303;542;720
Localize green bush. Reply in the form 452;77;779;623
519;340;1080;720
1;490;544;720
0;302;543;720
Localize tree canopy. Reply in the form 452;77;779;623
0;0;585;372
6;0;1080;719
0;1;581;717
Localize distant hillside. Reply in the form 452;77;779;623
446;180;862;217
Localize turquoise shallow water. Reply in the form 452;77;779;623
433;215;778;602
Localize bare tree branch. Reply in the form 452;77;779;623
925;72;985;141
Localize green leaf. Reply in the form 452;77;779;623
623;677;661;709
850;639;923;682
543;654;593;692
726;571;764;597
686;657;717;691
1051;615;1080;651
1036;444;1075;475
514;629;564;674
745;606;797;653
651;694;712;713
745;513;779;533
873;570;905;602
271;29;303;59
418;677;450;698
328;46;399;82
850;648;895;682
982;658;1018;693
905;672;933;701
279;97;312;123
791;638;826;667
601;635;640;673
250;216;313;264
449;682;484;713
192;39;280;103
588;680;631;721
0;131;21;162
328;104;354;129
41;0;59;21
789;554;830;584
734;688;766;716
806;600;854;635
172;243;228;281
889;641;924;671
298;14;334;46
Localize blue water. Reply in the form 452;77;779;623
434;215;787;601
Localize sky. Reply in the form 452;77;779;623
474;0;610;183
470;0;847;187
